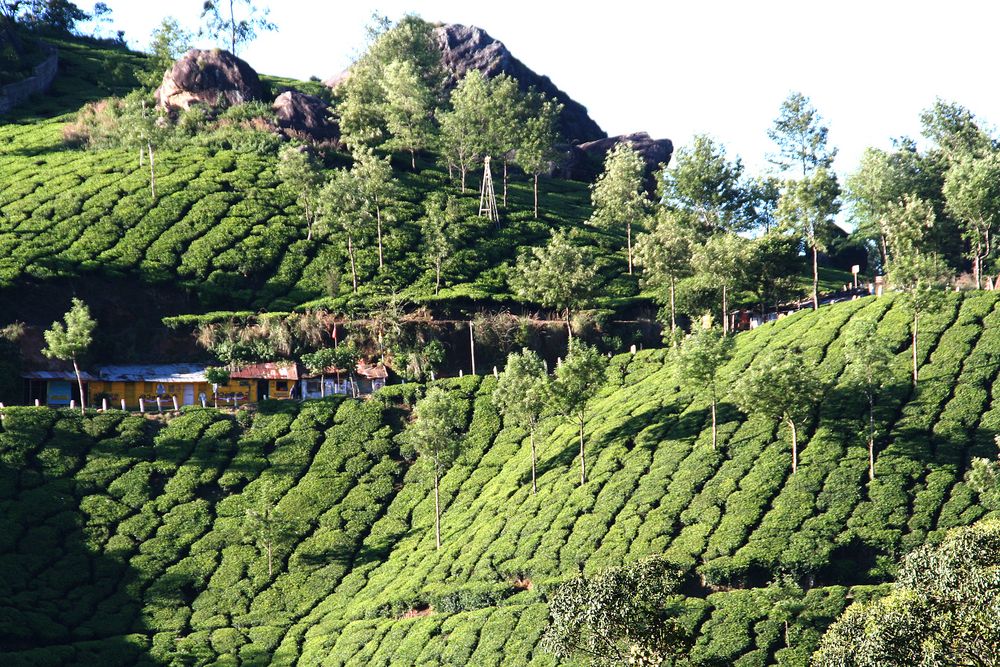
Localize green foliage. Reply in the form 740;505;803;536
767;91;837;176
42;297;95;364
541;556;692;666
661;134;748;235
814;519;1000;666
138;16;192;89
199;0;277;54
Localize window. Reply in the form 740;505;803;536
275;381;288;391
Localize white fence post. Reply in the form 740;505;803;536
172;396;179;411
121;398;127;411
139;398;145;413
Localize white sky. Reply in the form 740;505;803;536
88;0;1000;180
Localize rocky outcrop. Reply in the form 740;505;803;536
434;24;605;143
561;132;674;187
273;90;339;142
155;48;264;111
325;23;607;144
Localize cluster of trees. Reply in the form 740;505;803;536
337;16;563;216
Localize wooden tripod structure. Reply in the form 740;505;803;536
479;156;499;222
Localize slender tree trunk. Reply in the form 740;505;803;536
974;253;981;290
434;469;441;549
376;203;383;269
812;244;819;310
228;0;236;53
627;220;633;274
503;159;508;208
320;372;325;398
306;215;312;241
461;166;467;192
265;539;273;578
565;309;573;350
530;428;537;494
435;258;441;294
348;234;357;292
912;310;919;384
711;399;717;450
410;148;416;170
579;417;586;485
72;356;86;415
722;284;729;334
789;418;798;473
469;320;476;375
148;143;156;200
868;397;875;481
669;276;677;337
533;174;539;219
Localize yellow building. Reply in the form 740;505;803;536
230;362;302;401
90;364;212;410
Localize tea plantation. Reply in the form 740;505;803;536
1;293;995;665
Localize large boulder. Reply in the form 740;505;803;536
273;90;339;143
562;132;674;188
434;24;605;143
325;23;607;144
155;48;264;111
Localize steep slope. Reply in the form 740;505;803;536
1;293;995;665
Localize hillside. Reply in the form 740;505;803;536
1;293;995;665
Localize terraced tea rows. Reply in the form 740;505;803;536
1;294;994;665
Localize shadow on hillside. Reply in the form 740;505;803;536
0;411;152;664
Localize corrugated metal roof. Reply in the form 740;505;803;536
356;360;388;379
22;370;99;381
231;362;302;381
96;364;208;383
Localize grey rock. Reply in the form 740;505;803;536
273;90;339;142
155;48;264;111
562;132;674;187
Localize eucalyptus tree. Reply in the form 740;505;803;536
401;387;466;549
510;230;598;349
494;350;550;493
438;69;491;191
516;93;562;218
588;142;651;274
943;150;1000;289
678;326;734;450
352;146;397;270
42;298;96;415
199;0;277;54
140;16;192;89
734;347;826;474
318;169;368;292
843;316;894;481
884;195;951;383
690;231;746;335
777;166;841;310
382;58;435;169
549;343;607;485
660;134;749;237
633;209;693;336
420;191;461;294
767;91;837;177
277;145;324;241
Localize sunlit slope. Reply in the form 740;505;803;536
1;293;995;664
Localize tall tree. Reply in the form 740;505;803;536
920;98;993;163
242;481;295;578
548;343;607;485
777;167;841;310
352;146;396;270
691;231;746;335
139;16;192;89
943;151;1000;289
494;350;549;494
419;191;461;294
660;134;749;236
541;557;693;666
337;15;444;150
588;142;651;274
678;326;735;450
884;195;951;383
768;91;837;177
318;169;368;292
199;0;276;54
42;297;96;415
438;69;490;191
510;230;598;349
843;316;893;481
743;229;804;319
381;59;435;169
118;91;169;200
401;387;465;549
814;519;1000;667
515;93;562;218
633;209;693;336
276;145;324;241
733;347;825;474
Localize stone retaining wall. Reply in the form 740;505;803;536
0;47;58;115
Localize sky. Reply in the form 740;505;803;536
86;0;1000;181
